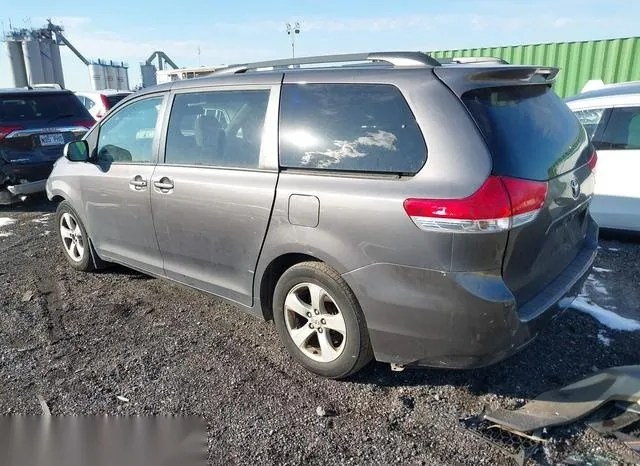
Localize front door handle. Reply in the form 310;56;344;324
129;176;147;189
153;177;174;191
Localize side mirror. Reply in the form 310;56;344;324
64;140;89;162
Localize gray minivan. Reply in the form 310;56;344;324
46;52;598;378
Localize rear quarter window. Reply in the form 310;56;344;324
279;83;427;174
462;85;589;181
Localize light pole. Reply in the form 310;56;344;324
286;22;301;59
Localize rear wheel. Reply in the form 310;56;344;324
273;261;373;379
55;201;95;272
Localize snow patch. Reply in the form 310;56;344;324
0;217;16;228
597;331;611;346
608;248;620;252
0;231;13;238
571;298;640;331
592;267;612;273
585;275;609;296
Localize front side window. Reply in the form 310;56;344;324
573;108;606;139
279;84;427;174
596;106;640;150
97;96;163;164
164;89;270;169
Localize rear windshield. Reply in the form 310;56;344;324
462;85;589;181
104;94;130;108
0;93;89;121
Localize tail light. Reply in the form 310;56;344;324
404;176;548;233
97;94;110;119
587;150;597;172
0;125;24;140
74;120;96;130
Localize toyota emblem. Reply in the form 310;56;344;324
570;178;580;199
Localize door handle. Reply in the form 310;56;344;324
129;176;147;188
153;178;174;191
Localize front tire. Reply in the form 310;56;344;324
55;201;95;272
273;261;373;379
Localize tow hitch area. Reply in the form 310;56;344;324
461;365;640;465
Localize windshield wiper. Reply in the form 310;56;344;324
47;114;76;124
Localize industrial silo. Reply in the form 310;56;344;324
4;40;28;87
22;38;45;85
88;63;106;90
49;41;65;88
105;65;117;89
115;66;126;90
122;66;130;90
39;40;56;83
140;63;157;88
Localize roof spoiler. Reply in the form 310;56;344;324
433;65;560;97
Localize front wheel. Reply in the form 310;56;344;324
273;261;373;379
55;201;95;272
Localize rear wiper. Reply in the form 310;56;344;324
47;114;76;124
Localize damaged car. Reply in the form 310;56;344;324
0;88;94;205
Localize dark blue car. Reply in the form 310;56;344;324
0;88;94;204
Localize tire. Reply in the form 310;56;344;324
273;261;373;379
55;201;96;272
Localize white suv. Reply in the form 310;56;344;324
566;81;640;232
75;90;133;121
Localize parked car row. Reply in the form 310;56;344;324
0;87;135;205
0;88;95;205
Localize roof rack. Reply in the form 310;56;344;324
213;51;441;75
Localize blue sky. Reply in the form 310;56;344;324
1;0;638;91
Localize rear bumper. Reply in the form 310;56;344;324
342;218;598;369
7;179;47;195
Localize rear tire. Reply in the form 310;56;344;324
55;201;96;272
273;261;373;379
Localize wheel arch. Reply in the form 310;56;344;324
258;252;321;321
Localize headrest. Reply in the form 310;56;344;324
194;114;222;149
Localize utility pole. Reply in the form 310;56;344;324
286;21;301;59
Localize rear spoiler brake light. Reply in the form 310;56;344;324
467;67;559;84
433;65;561;98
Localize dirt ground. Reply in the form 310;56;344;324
2;195;640;465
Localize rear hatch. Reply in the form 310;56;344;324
0;91;94;167
434;66;596;305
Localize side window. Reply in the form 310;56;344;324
97;96;163;164
597;106;640;150
84;97;95;110
164;89;270;168
279;84;427;174
573;108;606;139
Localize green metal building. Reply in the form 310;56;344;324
429;36;640;98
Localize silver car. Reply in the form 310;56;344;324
47;52;598;378
566;81;640;232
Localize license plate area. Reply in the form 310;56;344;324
39;133;65;146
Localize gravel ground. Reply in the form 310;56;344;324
1;196;640;465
